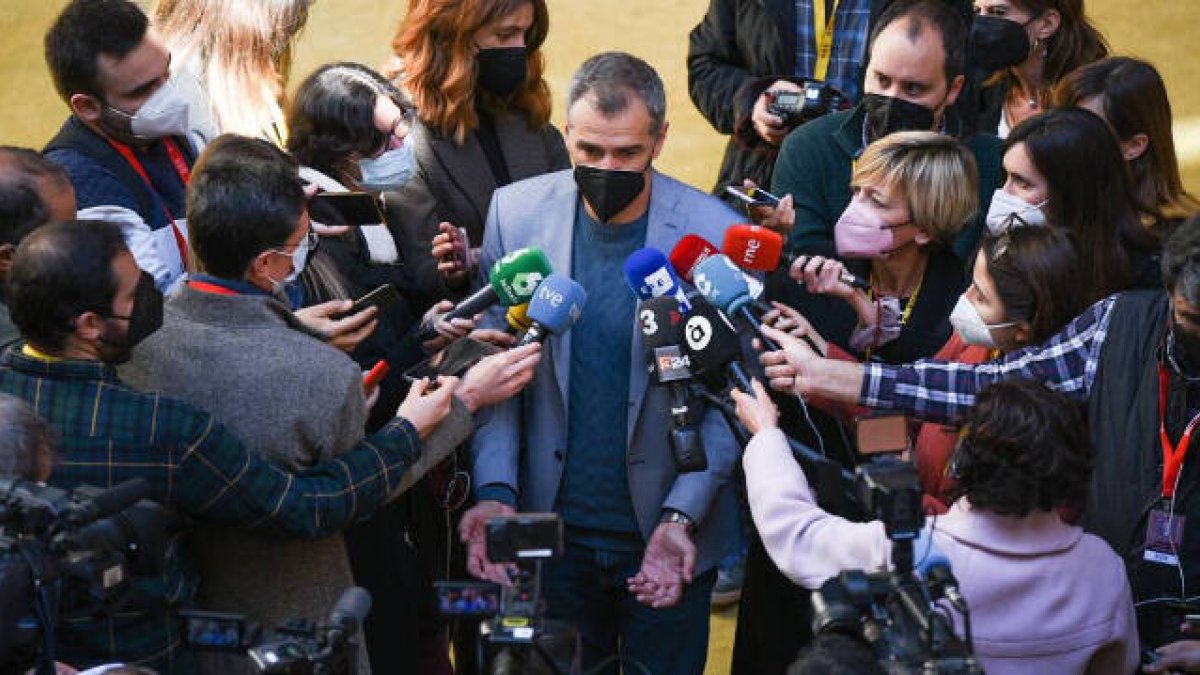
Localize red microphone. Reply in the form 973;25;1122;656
722;224;870;291
667;234;720;285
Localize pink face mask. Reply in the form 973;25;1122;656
834;199;898;259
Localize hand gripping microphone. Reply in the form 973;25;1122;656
669;234;764;299
415;246;552;341
691;254;781;351
722;224;870;291
623;247;692;313
638;295;706;473
517;274;587;346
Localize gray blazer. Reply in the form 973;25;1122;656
471;169;744;574
382;111;570;307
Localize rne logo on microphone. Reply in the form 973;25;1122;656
641;268;675;296
741;238;761;265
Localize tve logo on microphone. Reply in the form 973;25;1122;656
537;282;564;307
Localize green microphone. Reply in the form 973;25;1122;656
414;247;552;341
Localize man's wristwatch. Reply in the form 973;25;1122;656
660;509;696;534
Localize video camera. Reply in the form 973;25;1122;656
180;586;372;674
437;513;577;675
768;81;848;127
0;476;170;674
803;415;983;674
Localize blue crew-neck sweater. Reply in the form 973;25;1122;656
558;201;649;536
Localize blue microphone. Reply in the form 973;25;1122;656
623;248;692;313
518;274;587;346
692;254;779;351
918;553;966;610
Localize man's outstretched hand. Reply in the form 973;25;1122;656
627;521;696;608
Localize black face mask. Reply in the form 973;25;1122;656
862;93;937;144
574;165;646;224
967;16;1032;75
476;47;528;98
1170;321;1200;376
101;273;163;363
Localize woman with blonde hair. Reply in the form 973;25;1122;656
382;0;568;309
785;131;978;365
153;0;311;145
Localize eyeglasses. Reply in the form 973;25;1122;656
272;228;318;255
388;107;417;141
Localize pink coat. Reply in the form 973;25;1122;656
744;428;1139;675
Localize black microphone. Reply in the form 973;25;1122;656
679;296;754;394
64;476;150;525
920;555;967;610
638;296;706;473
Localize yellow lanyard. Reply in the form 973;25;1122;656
863;272;924;362
812;0;843;82
22;344;63;363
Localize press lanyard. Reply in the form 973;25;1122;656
187;280;239;296
863;273;923;362
1159;364;1200;499
812;0;843;82
106;137;192;270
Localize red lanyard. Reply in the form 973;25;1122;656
106;137;191;269
1158;364;1200;498
186;280;238;296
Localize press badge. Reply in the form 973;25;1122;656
1143;505;1185;566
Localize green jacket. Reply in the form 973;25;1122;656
771;103;1005;259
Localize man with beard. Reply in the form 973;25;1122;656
769;0;1002;260
0;219;457;672
43;0;195;291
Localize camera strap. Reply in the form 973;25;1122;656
811;0;843;81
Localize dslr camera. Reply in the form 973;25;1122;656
0;476;170;674
768;80;848;127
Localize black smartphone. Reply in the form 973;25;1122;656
310;192;385;226
724;185;782;207
434;581;502;617
344;284;402;317
403;336;501;383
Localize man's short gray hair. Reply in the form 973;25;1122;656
567;52;666;136
0;394;56;481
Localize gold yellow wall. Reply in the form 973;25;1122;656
2;0;1197;195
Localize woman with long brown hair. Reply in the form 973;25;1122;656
968;0;1107;137
1054;56;1200;225
383;0;568;309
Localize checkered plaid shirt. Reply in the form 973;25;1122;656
0;349;421;672
861;296;1117;424
794;0;872;101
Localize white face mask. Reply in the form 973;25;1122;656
949;294;1017;348
357;140;416;192
267;230;314;292
106;80;191;140
985;189;1047;234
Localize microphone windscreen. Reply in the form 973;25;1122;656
526;273;587;335
489;247;553;306
506;302;532;332
723;224;784;272
329;586;373;632
693;254;753;315
637;296;685;350
680;297;743;377
668;235;719;284
87;477;150;519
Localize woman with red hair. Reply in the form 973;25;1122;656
383;0;568;309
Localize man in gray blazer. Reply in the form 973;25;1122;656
460;52;744;674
